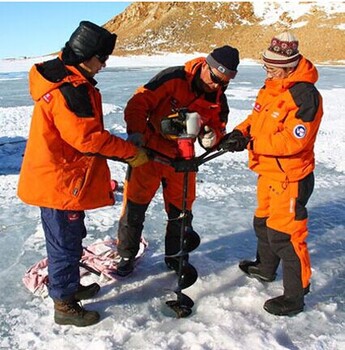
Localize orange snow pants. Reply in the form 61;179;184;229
117;160;196;258
254;173;314;297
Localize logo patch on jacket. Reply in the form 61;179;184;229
42;93;53;103
271;111;280;118
254;102;261;112
293;125;307;139
67;212;80;221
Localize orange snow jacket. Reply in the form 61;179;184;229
235;56;323;182
18;55;138;210
124;57;229;158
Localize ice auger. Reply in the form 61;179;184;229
145;109;232;318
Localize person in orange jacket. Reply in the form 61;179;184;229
219;32;323;316
17;21;149;327
116;46;240;276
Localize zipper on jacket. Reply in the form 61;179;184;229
72;175;85;196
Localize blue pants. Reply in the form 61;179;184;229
40;207;86;300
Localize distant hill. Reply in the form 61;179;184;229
104;1;345;64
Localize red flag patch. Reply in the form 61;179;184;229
254;102;261;112
42;93;53;103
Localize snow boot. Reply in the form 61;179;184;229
239;260;276;282
74;283;100;301
116;257;135;277
263;295;304;316
54;298;100;327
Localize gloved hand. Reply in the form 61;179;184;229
218;130;249;152
199;126;217;149
126;148;150;167
127;132;144;147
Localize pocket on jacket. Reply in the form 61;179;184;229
61;167;87;197
71;173;86;196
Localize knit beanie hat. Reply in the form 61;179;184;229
262;32;301;68
206;45;240;79
62;21;117;65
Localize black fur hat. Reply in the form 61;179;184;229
62;21;117;65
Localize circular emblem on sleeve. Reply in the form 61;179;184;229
293;125;307;138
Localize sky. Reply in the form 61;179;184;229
1;1;344;60
0;2;131;59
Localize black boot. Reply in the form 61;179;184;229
263;295;304;316
116;257;135;277
54;298;100;327
74;283;100;301
239;260;258;274
239;260;276;282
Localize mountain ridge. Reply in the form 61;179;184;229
103;2;345;64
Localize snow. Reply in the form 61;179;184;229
0;54;206;74
290;21;308;29
214;21;228;29
252;1;345;25
1;54;345;350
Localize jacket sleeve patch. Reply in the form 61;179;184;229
59;83;94;118
289;82;320;122
293;124;307;139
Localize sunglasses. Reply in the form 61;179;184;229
208;65;229;87
95;54;109;64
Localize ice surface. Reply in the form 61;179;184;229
0;55;344;350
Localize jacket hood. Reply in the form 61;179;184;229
265;56;318;92
184;57;205;79
29;54;87;102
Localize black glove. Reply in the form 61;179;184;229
218;130;250;152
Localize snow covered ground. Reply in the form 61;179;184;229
0;54;344;350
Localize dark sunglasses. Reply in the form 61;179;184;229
208;65;229;86
95;54;109;64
